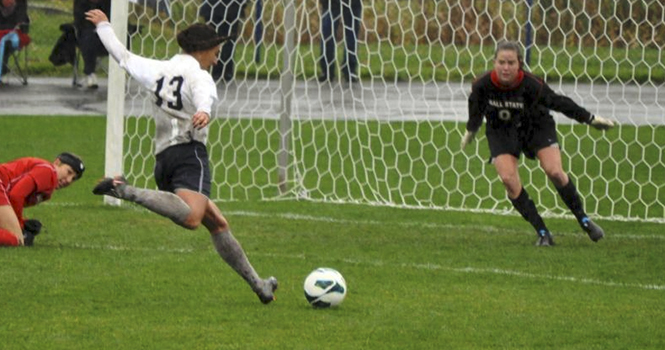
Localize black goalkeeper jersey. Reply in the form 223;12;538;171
466;70;593;133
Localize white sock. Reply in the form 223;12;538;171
119;185;191;226
210;230;262;291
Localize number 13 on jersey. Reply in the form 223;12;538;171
155;76;184;111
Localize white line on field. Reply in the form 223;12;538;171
44;202;664;240
64;243;664;291
226;210;665;240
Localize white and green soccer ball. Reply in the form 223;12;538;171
303;268;347;308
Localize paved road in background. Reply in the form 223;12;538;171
1;77;662;125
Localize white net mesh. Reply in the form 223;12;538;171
118;0;665;222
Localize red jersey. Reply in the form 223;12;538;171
0;157;57;226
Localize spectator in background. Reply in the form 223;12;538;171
199;0;249;83
0;0;29;81
318;0;362;84
73;0;110;89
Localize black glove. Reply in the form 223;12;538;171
23;219;42;247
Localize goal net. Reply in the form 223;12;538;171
108;0;665;222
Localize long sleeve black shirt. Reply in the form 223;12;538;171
467;70;593;133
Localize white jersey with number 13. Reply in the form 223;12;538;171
96;21;218;155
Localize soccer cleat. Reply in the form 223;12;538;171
535;229;555;247
580;217;604;242
256;276;278;304
23;232;36;247
92;176;126;198
22;219;42;247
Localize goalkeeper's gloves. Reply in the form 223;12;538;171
460;130;477;150
589;115;615;130
22;219;42;247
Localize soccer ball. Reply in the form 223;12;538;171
303;268;347;308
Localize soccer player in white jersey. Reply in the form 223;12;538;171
86;9;277;304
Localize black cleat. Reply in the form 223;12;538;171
535;230;555;247
22;219;42;247
256;276;278;304
92;176;126;198
580;217;604;242
23;232;36;246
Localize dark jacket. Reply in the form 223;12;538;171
49;23;77;66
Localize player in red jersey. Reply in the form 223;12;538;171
462;41;614;246
0;153;84;246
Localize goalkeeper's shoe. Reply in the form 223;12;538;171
92;176;126;198
22;219;42;247
23;232;36;247
255;276;278;304
535;230;555;247
579;217;604;242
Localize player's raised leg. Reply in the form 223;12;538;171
93;176;196;229
202;200;277;304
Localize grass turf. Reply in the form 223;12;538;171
0;116;664;349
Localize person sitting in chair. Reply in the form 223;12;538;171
0;0;29;82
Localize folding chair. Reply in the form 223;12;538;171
0;24;30;85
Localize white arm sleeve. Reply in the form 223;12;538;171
95;22;162;89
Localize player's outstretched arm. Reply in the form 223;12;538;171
86;9;161;89
85;10;128;66
589;115;615;130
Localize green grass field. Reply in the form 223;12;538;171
1;116;664;349
120;116;664;220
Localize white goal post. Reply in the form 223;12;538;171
105;0;665;223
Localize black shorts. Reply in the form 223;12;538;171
154;141;211;197
486;120;559;163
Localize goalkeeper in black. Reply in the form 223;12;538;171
461;41;615;246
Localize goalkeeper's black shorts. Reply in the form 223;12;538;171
486;119;559;163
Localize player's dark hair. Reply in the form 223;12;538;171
57;152;85;180
495;41;524;69
176;23;231;53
